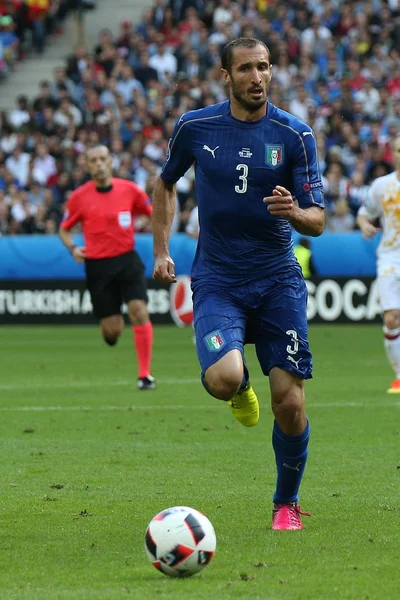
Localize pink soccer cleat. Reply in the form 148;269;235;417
387;379;400;394
271;503;310;530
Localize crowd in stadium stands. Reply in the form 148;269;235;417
0;0;400;237
0;1;93;72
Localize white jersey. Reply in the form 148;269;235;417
358;171;400;275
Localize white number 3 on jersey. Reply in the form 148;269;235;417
235;164;248;194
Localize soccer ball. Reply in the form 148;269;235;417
144;506;216;577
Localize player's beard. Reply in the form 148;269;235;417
230;80;268;113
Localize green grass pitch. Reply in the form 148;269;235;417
1;324;399;599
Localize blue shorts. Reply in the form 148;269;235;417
192;267;312;380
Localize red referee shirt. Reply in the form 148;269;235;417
60;178;152;259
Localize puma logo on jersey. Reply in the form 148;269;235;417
287;355;303;369
302;131;313;137
203;145;219;158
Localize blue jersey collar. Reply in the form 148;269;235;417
224;100;275;128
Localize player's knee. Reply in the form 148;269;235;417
101;320;123;342
384;310;400;332
203;371;242;400
102;328;121;344
128;300;149;325
271;388;304;422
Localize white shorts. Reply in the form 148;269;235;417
377;272;400;311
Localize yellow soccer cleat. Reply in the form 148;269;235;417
228;382;259;427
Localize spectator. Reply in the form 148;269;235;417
347;171;369;216
54;97;83;127
32;143;57;185
0;14;19;67
115;64;145;103
5;146;31;188
26;0;50;54
33;80;58;111
148;37;177;84
327;197;356;232
28;180;46;207
134;50;158;87
7;95;30;129
293;238;316;279
355;77;381;118
2;0;400;238
0;196;9;235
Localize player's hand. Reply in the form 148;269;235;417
263;186;296;218
153;254;176;283
72;246;86;263
360;223;381;240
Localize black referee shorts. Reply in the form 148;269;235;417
85;250;148;320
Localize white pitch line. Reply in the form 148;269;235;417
0;376;392;391
0;378;201;391
0;401;400;412
0;405;201;412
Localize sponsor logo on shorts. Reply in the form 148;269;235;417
287;355;303;369
205;331;225;351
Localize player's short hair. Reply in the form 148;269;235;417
85;144;110;158
221;38;271;73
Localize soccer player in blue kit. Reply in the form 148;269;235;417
152;38;325;530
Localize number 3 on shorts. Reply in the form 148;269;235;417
286;329;299;355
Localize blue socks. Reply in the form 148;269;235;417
272;419;310;504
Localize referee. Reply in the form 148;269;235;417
59;144;155;390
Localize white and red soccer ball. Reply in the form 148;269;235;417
145;506;216;577
170;276;193;327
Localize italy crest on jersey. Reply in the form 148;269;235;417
265;145;284;168
205;330;225;352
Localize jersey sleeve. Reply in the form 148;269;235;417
131;182;152;217
357;180;382;220
290;130;324;209
60;190;81;230
160;114;195;184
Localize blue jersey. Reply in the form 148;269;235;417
161;100;324;285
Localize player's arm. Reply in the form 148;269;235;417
264;129;325;237
152;177;178;282
152;115;194;283
356;183;382;239
59;193;86;263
